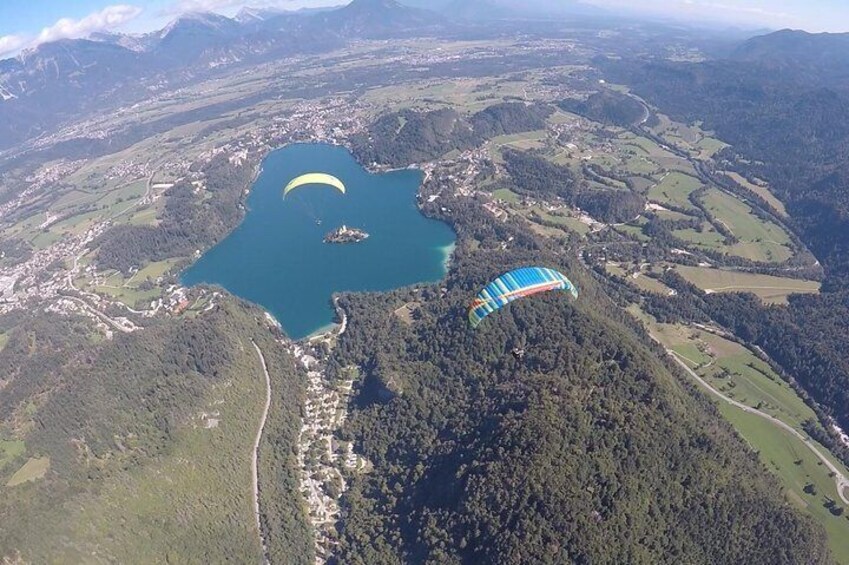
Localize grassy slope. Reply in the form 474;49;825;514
700;188;793;263
0;300;311;564
673;265;820;304
722;408;849;563
5;457;49;487
648;172;702;210
724;172;788;217
643;316;849;562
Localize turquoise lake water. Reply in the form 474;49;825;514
182;143;456;339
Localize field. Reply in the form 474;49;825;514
672;265;820;304
695;136;728;158
525;207;591;235
546;110;576;125
492;188;520;204
648;172;702;210
697;333;817;428
527;222;571;239
622;155;659;177
672;223;726;250
126;258;181;286
79;257;182;309
720;408;849;563
489;130;549;162
650;114;701;144
0;440;24;471
2;180;152;252
606;264;675;296
724;172;788;217
649;114;728;159
6;457;50;487
361;70;533;114
618;133;698;176
615;221;651;242
632;311;849;562
92;284;162;309
620;135;665;157
700;188;793;263
393;302;420;325
128;206;161;226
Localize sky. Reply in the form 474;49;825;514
2;0;849;58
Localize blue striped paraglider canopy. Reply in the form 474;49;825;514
468;267;578;329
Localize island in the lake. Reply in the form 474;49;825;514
324;224;369;244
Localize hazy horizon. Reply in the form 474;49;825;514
2;0;849;58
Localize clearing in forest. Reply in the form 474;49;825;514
6;457;50;487
672;266;819;304
648;172;702;210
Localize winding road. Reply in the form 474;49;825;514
670;351;849;505
251;340;272;563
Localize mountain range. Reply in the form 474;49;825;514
731;29;849;85
0;0;444;153
403;0;606;19
0;0;624;153
3;0;845;155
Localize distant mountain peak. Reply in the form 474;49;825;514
234;7;281;23
89;31;152;53
441;0;605;20
161;11;237;38
731;29;849;72
320;0;443;37
179;10;231;22
347;0;405;8
235;7;263;22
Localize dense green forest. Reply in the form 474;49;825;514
95;153;255;274
559;91;646;128
0;300;310;563
351;102;553;167
503;149;646;223
602;42;849;429
257;333;315;565
327;186;832;563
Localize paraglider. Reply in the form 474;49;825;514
468;267;578;329
283;173;346;197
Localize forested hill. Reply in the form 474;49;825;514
351;102;553;167
328;193;831;563
559;90;647;127
0;300;311;563
731;30;849;82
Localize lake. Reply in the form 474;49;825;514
182;143;456;339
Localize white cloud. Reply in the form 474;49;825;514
0;5;143;59
161;0;336;17
36;5;143;44
0;35;28;58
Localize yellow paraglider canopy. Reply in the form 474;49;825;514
283;173;346;197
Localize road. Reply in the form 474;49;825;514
66;252;138;333
114;170;157;219
623;90;650;126
669;350;849;505
251;340;272;563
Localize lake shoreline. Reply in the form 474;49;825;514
182;143;456;340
